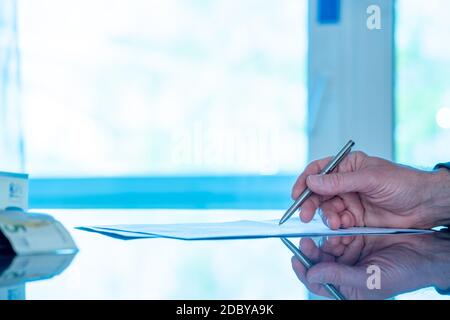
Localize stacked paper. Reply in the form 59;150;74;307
79;218;432;241
0;171;78;255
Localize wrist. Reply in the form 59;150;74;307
426;168;450;227
427;232;450;291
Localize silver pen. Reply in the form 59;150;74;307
281;237;346;300
279;140;355;225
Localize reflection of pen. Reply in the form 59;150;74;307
281;237;346;300
279;140;355;225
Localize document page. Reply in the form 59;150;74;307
79;218;431;240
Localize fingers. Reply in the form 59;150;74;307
319;236;365;265
298;238;335;264
340;211;355;228
318;194;366;229
300;195;360;230
291;257;335;298
298;238;321;263
319;197;347;229
298;195;320;223
292;157;333;200
291;152;368;226
340;193;366;227
307;171;368;196
292;151;368;200
319;197;356;230
291;257;331;298
307;263;367;288
320;236;352;257
336;236;365;265
291;239;338;299
291;236;370;300
299;194;338;225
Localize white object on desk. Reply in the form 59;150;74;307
0;172;28;212
81;218;432;240
0;210;78;255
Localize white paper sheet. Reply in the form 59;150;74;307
79;218;431;240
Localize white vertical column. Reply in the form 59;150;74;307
308;0;394;161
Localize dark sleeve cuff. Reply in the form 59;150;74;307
435;163;450;171
436;286;450;296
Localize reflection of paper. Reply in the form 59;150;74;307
0;253;76;287
79;218;431;240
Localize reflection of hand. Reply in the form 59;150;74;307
290;233;450;300
292;152;450;229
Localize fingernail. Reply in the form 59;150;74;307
308;175;322;186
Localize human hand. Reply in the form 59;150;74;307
292;151;450;229
290;233;450;300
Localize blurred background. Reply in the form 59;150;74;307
3;0;310;209
0;0;450;300
17;0;307;177
0;0;448;207
396;0;450;167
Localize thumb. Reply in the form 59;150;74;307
307;263;367;288
306;172;366;195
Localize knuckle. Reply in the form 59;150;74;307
306;160;322;174
332;269;343;283
291;188;299;199
328;173;344;190
322;265;341;283
353;151;367;158
352;151;369;166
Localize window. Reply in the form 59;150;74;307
12;0;309;208
18;0;307;178
396;0;450;168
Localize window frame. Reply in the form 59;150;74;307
30;176;297;209
308;0;394;161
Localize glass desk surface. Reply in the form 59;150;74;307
2;209;449;300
